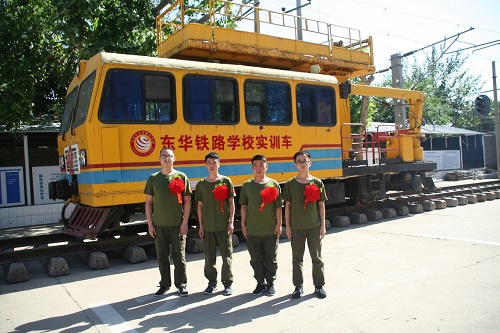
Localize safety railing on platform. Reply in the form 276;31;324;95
154;0;372;64
342;123;403;166
341;123;368;166
371;124;401;164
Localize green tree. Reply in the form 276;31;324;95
1;1;65;132
0;0;157;132
370;45;484;130
0;0;238;132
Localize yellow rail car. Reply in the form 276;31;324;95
50;1;436;238
57;52;345;203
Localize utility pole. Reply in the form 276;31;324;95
253;0;259;34
296;0;303;41
391;53;407;127
282;0;312;41
493;61;500;178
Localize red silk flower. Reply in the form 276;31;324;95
303;182;321;209
212;183;229;213
259;186;278;212
169;177;185;204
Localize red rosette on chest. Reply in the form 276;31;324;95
259;186;278;212
169;177;185;204
303;182;321;210
212;183;229;213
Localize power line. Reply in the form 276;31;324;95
401;27;474;58
373;28;475;75
446;39;500;55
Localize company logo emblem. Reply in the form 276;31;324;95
130;131;155;157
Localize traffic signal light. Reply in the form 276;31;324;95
475;95;491;118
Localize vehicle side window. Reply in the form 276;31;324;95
99;70;175;123
73;71;96;128
244;80;291;125
296;84;336;126
184;75;238;124
58;87;78;136
145;75;173;122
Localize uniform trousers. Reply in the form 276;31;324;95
155;225;187;289
290;225;325;287
247;235;279;284
204;230;233;287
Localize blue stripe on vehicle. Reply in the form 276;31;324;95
75;159;341;185
304;149;342;159
73;148;343;185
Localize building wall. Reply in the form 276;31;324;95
483;133;498;170
0;202;75;229
421;134;485;170
0;131;62;229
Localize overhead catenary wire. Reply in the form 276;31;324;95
374;27;475;75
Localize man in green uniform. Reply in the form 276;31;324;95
145;148;192;297
240;154;282;296
195;152;235;296
283;150;327;299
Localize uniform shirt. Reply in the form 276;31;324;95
283;177;327;229
239;179;282;236
144;171;191;227
195;176;235;232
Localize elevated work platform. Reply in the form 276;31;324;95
154;0;375;81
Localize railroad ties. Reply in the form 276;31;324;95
327;180;500;228
2;181;500;284
1;228;242;284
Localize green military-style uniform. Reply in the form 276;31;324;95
195;176;235;288
144;170;191;289
240;178;282;285
283;177;327;288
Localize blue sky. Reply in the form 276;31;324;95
257;0;500;99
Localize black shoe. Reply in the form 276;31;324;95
253;283;267;296
314;286;327;299
266;283;276;296
178;286;188;297
291;286;303;299
204;285;217;295
223;285;233;296
155;286;169;296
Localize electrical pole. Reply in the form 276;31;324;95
282;1;312;41
253;0;259;33
296;0;303;41
493;61;500;178
391;53;407;127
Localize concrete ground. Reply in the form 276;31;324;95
1;197;500;333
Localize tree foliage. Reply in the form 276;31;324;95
0;0;157;132
0;0;239;132
365;45;487;131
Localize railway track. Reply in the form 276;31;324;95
0;223;154;265
326;180;500;218
2;179;499;283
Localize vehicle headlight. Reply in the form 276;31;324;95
79;149;87;166
59;155;66;170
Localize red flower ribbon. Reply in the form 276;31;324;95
259;186;278;212
212;183;229;213
303;182;321;210
169;177;185;204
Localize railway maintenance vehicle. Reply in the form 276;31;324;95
49;0;436;239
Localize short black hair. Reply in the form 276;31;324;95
205;152;220;162
251;154;267;163
160;147;174;156
293;151;311;162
